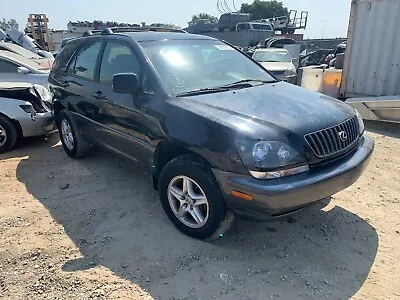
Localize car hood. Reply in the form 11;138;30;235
260;61;293;71
173;82;355;141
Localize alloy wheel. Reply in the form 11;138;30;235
167;175;210;228
60;119;74;151
0;125;7;147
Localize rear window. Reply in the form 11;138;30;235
252;24;273;31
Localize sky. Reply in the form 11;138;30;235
6;0;352;38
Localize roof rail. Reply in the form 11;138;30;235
101;26;187;35
82;30;103;37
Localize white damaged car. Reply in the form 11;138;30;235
0;82;55;153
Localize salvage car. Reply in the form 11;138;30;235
0;51;51;87
0;82;54;153
50;28;374;239
252;48;297;84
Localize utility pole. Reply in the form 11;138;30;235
321;20;328;39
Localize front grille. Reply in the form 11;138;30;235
305;117;360;158
270;70;285;76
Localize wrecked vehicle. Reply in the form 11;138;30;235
0;82;54;153
252;48;297;84
0;51;51;87
50;29;374;239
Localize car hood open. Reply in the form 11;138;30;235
174;82;355;140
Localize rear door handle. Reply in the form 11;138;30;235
93;91;105;100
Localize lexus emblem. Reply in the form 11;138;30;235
338;131;348;141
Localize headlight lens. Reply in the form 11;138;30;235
355;109;365;135
283;68;296;77
236;140;309;179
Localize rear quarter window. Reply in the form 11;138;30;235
52;40;80;74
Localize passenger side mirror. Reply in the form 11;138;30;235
113;73;139;94
292;58;298;64
18;66;30;74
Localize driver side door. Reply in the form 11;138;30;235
91;40;155;166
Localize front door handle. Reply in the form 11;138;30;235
93;91;105;100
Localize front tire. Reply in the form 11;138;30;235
57;110;91;159
158;154;228;239
0;115;17;153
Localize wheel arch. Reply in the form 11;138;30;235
53;100;66;125
0;112;23;139
152;141;212;190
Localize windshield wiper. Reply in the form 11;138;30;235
176;87;230;97
223;79;275;88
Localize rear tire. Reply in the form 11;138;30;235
158;154;230;239
57;110;91;158
0;115;17;153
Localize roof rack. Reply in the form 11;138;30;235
101;26;187;35
82;30;103;37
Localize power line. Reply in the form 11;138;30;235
232;0;238;12
223;0;231;12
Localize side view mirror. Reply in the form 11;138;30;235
113;73;139;94
18;66;30;74
292;58;298;64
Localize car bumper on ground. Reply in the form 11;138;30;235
19;111;56;137
213;135;374;220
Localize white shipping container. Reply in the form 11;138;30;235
340;0;400;98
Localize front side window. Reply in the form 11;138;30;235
0;59;19;73
140;39;275;96
68;41;102;80
99;42;141;83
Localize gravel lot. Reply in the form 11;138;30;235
0;121;399;300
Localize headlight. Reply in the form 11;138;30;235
235;140;309;179
20;104;36;120
355;109;365;135
283;68;296;77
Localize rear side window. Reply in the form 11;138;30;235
68;41;103;80
99;42;141;83
52;41;79;73
0;59;18;72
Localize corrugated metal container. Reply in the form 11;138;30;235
340;0;400;98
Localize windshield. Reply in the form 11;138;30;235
140;39;276;95
253;50;292;63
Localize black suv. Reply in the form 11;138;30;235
50;28;374;239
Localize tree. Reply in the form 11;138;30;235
164;23;182;30
0;18;19;31
189;13;218;25
241;0;288;20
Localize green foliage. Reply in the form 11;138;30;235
0;18;19;31
190;13;218;25
241;0;288;20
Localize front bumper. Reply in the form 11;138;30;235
18;111;56;137
277;74;297;84
213;135;374;220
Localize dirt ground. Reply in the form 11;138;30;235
0;121;399;300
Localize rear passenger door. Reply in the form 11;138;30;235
91;40;155;165
61;40;103;139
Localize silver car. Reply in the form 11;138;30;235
253;48;297;84
0;82;55;153
0;50;50;87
